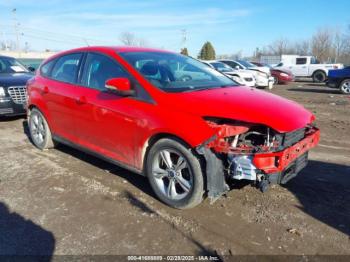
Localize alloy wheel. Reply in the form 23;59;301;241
30;113;46;145
151;149;193;200
340;80;350;94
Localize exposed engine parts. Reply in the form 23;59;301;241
201;117;319;194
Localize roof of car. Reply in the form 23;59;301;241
43;46;175;63
59;46;173;54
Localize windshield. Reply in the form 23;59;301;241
119;52;237;92
210;62;233;72
237;60;256;68
0;57;29;73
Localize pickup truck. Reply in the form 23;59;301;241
274;55;343;83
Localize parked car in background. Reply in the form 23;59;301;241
251;62;294;85
18;58;44;71
219;59;274;89
0;55;34;116
275;55;343;83
202;60;256;87
327;67;350;94
27;46;320;209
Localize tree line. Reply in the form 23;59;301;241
254;25;350;64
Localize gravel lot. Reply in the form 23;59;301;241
0;81;349;257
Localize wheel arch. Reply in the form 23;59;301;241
312;69;327;77
140;132;194;175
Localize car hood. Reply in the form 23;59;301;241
166;86;314;133
0;73;33;87
248;66;271;75
225;70;253;78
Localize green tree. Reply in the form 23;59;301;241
180;47;189;56
198;41;216;60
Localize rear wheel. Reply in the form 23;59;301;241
28;108;55;150
339;79;350;94
146;138;204;209
312;71;326;83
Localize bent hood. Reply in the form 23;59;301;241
166;86;314;133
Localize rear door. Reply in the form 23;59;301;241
291;58;309;76
43;53;83;141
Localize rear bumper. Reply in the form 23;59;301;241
252;127;320;178
0;99;26;116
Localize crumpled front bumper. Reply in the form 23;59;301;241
252;127;320;183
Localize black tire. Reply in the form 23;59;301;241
273;76;279;85
312;70;327;83
146;138;204;209
28;108;55;150
339;79;350;94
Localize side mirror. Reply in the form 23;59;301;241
105;78;135;96
27;66;35;72
235;66;240;70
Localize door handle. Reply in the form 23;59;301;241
76;96;87;105
42;86;49;94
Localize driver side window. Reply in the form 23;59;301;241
81;53;129;91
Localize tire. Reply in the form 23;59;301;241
146;138;204;209
312;70;327;83
273;76;279;85
339;79;350;94
28;108;55;150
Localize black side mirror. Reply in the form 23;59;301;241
27;66;35;72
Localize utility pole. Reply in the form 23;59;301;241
12;8;20;56
181;29;187;48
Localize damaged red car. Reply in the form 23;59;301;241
27;46;320;209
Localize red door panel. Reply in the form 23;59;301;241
73;86;142;167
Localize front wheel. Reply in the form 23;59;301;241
339;79;350;94
146;138;204;209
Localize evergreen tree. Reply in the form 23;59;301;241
180;47;189;56
198;41;216;60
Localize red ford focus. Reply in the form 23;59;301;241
27;46;320;209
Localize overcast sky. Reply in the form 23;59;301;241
0;0;349;56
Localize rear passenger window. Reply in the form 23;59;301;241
51;53;82;84
296;58;307;65
40;59;56;77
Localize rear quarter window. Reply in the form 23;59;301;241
40;59;56;77
51;53;82;84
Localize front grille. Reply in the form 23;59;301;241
244;77;253;82
283;128;306;147
7;86;27;104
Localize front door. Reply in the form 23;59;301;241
73;52;141;167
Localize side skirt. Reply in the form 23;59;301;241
52;135;143;176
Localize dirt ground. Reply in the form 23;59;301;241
0;81;349;258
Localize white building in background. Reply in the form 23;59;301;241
0;50;57;59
